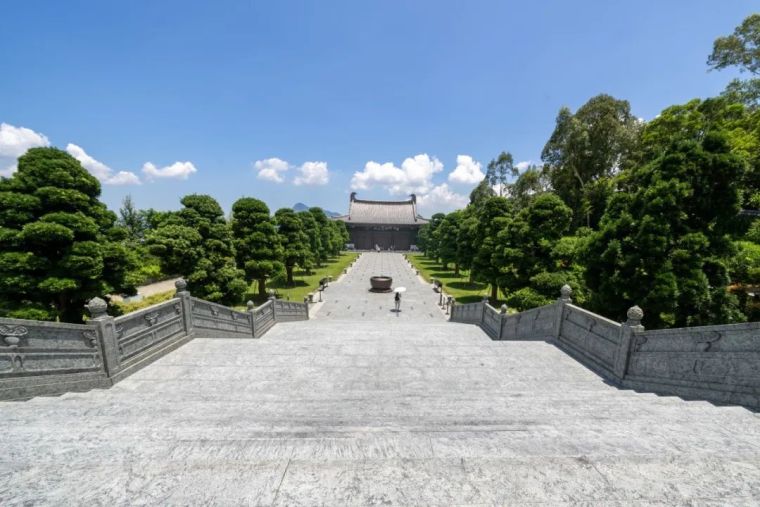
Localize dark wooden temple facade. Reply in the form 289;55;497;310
335;193;429;250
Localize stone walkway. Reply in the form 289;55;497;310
2;253;760;505
313;252;446;321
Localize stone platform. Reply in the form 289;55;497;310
1;253;759;505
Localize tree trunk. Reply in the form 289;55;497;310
490;283;498;302
258;278;267;296
454;263;460;276
286;266;294;285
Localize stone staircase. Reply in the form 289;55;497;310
2;317;759;505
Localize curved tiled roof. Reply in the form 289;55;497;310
335;194;429;225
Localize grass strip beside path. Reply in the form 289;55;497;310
407;253;499;305
265;252;359;304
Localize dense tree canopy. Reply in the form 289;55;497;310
437;210;462;273
0;148;136;322
708;13;760;75
495;193;573;309
584;131;745;328
485;151;517;197
472;197;512;301
231;198;283;297
275;208;310;285
147;194;246;305
541;94;641;229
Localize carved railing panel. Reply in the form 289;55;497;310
113;299;186;367
515;305;556;341
557;304;621;373
481;305;501;339
253;301;275;338
628;322;760;387
274;300;309;322
190;298;253;337
450;302;482;324
0;318;103;379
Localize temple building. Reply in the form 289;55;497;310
335;193;428;250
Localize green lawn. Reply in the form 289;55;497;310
407;253;500;305
112;290;175;315
261;252;360;304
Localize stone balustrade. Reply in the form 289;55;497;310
450;285;760;410
0;279;309;400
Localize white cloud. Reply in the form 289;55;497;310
254;157;290;183
516;160;534;172
107;171;142;185
417;183;469;213
0;123;50;176
448;154;484;185
294;161;329;186
66;143;141;185
142;161;197;181
351;153;443;195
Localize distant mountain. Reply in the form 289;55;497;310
292;202;342;218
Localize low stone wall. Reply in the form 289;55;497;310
191;298;254;338
555;304;622;379
625;322;760;409
0;279;309;400
450;302;484;324
0;318;109;399
449;286;760;410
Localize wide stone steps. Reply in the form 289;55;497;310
3;252;759;505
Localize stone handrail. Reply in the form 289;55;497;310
449;285;760;410
0;280;309;400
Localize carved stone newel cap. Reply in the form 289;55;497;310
85;297;108;319
246;300;254;310
626;305;644;325
560;284;572;298
500;304;508;314
175;278;188;292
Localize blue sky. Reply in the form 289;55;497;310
0;1;750;216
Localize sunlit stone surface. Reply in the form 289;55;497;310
1;253;759;505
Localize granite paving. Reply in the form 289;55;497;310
1;252;760;505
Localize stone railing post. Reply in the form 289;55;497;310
269;295;277;322
247;300;257;338
448;297;456;320
481;296;489;325
86;297;121;378
174;279;194;337
498;304;508;340
614;305;644;380
553;284;572;341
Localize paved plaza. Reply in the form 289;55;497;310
1;253;760;505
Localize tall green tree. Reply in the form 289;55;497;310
494;193;573;309
231;198;283;297
147;194;246;305
328;219;348;255
297;211;320;273
437;210;463;273
0;147;136;322
511;165;550;209
584;131;746;328
419;213;446;259
275;208;310;285
469;178;496;206
309;207;332;266
456;208;479;281
471;197;512;301
639;97;760;209
485;151;517;197
541;94;641;228
708;13;760;75
118;194;146;241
